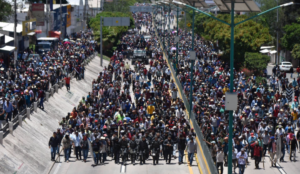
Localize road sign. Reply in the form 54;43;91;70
181;11;185;15
187;23;191;27
103;17;130;26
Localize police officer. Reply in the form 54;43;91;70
112;134;120;164
138;136;149;165
162;131;169;159
120;136;129;165
151;136;162;165
164;136;173;164
129;136;138;165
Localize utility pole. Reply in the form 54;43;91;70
46;0;49;36
84;0;86;30
14;0;17;67
100;16;103;66
60;0;63;39
276;0;279;64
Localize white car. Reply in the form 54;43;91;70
279;61;293;72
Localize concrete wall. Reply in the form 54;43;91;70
0;56;107;174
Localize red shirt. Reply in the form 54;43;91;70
64;77;71;84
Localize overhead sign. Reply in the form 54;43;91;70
32;3;44;26
22;18;36;36
103;17;130;26
130;6;152;13
66;5;72;27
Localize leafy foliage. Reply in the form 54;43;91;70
244;52;270;73
249;0;284;36
280;0;300;26
0;0;13;21
89;11;134;55
291;44;300;59
202;14;272;64
281;22;300;50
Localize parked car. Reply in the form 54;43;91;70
279;61;293;72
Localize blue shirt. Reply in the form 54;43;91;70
3;102;14;113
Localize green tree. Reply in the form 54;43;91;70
291;44;300;59
89;11;134;55
178;9;212;34
280;0;300;25
249;0;284;37
281;22;300;50
0;0;13;21
244;52;270;74
202;14;272;64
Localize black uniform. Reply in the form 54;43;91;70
129;140;138;164
120;139;129;164
151;139;161;165
112;137;120;164
138;139;149;164
163;138;173;163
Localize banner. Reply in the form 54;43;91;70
32;4;44;26
22;18;36;36
66;5;71;27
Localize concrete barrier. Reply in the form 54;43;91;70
55;84;58;93
46;92;49;102
18;115;23;127
0;131;3;145
9;121;13;135
50;88;54;96
26;108;30;119
59;81;63;88
34;102;37;112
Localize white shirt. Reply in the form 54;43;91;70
236;152;248;165
72;134;82;147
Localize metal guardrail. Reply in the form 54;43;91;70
0;53;96;140
154;28;218;174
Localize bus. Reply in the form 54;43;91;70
36;37;59;54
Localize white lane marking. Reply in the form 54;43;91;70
276;163;287;174
53;162;62;174
121;164;126;173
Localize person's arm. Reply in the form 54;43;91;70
49;137;52;148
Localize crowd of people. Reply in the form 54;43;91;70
47;5;300;174
154;8;300;174
0;31;95;130
49;11;198;167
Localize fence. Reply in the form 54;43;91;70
0;53;96;142
153;26;218;174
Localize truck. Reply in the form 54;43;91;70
131;49;148;64
36;37;59;54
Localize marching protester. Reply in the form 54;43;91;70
45;3;300;173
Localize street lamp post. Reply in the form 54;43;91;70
175;6;179;73
188;1;195;119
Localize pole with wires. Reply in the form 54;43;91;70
14;0;17;68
